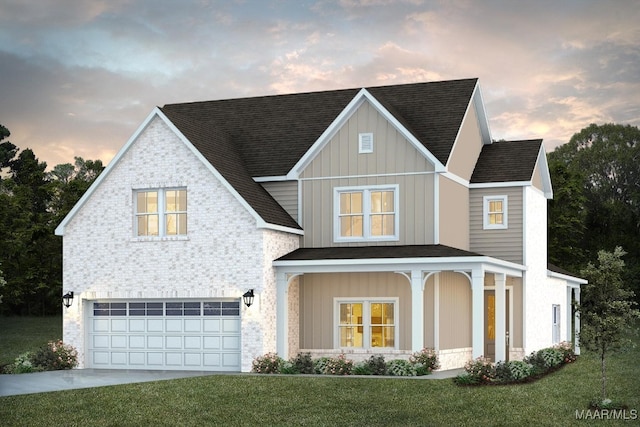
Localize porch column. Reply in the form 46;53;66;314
495;273;506;362
471;267;485;359
411;269;425;352
574;287;581;355
566;287;573;343
276;272;289;358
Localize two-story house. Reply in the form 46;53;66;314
55;78;586;372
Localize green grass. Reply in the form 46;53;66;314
0;318;638;426
0;316;62;366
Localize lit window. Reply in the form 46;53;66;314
335;185;399;241
483;195;508;229
135;189;187;237
337;299;397;349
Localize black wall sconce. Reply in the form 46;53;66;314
242;289;254;307
62;291;74;308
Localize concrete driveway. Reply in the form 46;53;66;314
0;369;216;397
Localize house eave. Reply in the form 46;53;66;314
548;270;588;285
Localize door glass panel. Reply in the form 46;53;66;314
487;295;495;340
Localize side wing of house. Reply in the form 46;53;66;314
57;111;299;372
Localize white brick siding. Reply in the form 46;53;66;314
62;115;299;371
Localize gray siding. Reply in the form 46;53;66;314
469;187;523;264
261;181;299;223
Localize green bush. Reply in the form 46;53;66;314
365;354;388;375
290;352;314;374
316;354;353;375
387;359;417;376
463;356;495;383
409;348;440;374
495;360;534;382
30;340;77;371
352;362;372;375
5;352;37;374
251;352;284;374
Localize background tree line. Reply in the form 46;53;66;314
548;123;640;302
0;124;103;315
0;122;638;315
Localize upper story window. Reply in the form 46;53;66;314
483;195;508;230
334;185;399;242
135;188;187;237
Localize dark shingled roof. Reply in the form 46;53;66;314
160;78;479;230
470;139;543;183
276;244;483;261
548;263;579;278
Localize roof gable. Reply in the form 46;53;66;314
470;139;553;198
56;108;302;236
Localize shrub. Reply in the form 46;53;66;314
30;340;78;371
365;354;388;375
317;354;353;375
5;352;37;374
454;372;480;385
495;360;534;382
352;362;372;375
409;348;440;374
539;348;564;368
387;359;417;376
463;356;495;383
290;352;314;374
554;341;577;364
313;357;331;374
280;361;297;374
252;352;284;374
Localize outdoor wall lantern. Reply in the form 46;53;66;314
242;289;255;307
62;291;74;308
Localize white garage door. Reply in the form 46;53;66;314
88;300;241;371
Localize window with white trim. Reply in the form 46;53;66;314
336;299;398;349
135;188;187;237
335;185;399;242
483;195;508;229
552;304;561;344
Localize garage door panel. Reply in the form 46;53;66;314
184;319;201;332
148;336;163;348
147;319;163;332
203;319;220;332
111;319;127;332
166;319;182;332
93;319;109;332
203;336;220;349
111;336;127;348
129;319;145;332
88;300;241;371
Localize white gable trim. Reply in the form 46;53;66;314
55;108;303;236
536;145;553;199
287;88;446;179
548;270;588;285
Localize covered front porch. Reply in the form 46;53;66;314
272;245;526;369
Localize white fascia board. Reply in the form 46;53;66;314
442;171;470;188
287;88;445;179
473;82;493;144
257;219;304;235
253;175;290;182
537;145;554;199
274;255;525;276
469;181;532;189
55;108;162;236
548;270;588;285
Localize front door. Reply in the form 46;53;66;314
484;290;510;361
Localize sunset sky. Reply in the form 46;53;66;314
1;0;638;169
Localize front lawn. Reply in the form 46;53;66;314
0;316;62;367
0;317;638;426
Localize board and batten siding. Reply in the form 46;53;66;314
261;181;299;224
299;100;436;247
469;187;523;264
437;272;472;350
298;272;412;350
